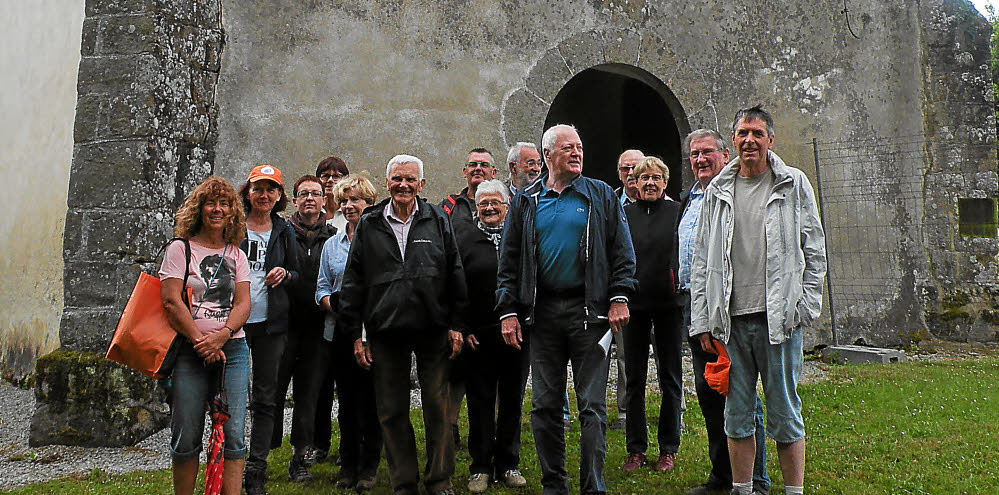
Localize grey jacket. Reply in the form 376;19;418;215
690;151;827;345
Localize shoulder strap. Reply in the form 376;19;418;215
442;194;458;216
159;237;193;312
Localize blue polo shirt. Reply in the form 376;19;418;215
536;182;588;290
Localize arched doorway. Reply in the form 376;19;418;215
544;63;688;199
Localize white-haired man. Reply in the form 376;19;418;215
340;154;468;495
691;107;826;495
506;142;542;194
497;124;637;495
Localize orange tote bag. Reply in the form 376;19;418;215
106;239;191;379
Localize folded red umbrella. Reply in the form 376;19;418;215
205;360;229;495
703;340;731;396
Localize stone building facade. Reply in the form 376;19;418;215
58;0;999;357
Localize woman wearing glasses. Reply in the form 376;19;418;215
269;174;338;482
453;179;530;493
619;156;684;474
315;155;350;231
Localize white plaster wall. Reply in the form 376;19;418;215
0;1;85;376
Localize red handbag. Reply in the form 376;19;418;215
106;239;192;378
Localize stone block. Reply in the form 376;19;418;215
81;18;99;57
525;48;572;104
64;261;144;309
74;92;158;143
59;309;118;354
30;350;168;447
63;210;86;261
77;54;159;96
85;0;157;16
501;88;549;147
84;208;175;260
602;28;641;65
558;30;606;75
88;13;159;56
69;140;177;210
819;345;907;365
637;33;680;83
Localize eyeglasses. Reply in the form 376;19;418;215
296;190;323;198
522;160;542;167
618;165;636;172
320;173;344;181
477;200;507;208
688;148;720;158
466;161;493;169
638;174;664;182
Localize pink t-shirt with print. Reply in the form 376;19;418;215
158;239;250;338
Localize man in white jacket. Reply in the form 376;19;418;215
690;106;827;495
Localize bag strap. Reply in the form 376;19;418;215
158;237;194;311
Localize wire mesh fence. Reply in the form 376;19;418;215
789;135;997;343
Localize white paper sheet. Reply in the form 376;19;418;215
598;329;613;357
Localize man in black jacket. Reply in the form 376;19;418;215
497;124;637;495
441;147;496;451
340;154;468;495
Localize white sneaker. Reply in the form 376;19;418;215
502;469;527;487
468;473;490;493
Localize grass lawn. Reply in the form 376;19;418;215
5;357;999;494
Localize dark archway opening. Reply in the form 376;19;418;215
544;64;688;199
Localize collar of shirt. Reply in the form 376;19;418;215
383;199;419;224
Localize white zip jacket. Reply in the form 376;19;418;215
690;150;827;345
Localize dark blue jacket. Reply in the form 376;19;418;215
239;212;300;335
495;172;637;327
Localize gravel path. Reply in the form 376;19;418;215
2;339;989;490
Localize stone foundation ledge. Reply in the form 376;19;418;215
29;350;168;447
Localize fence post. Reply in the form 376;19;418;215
812;138;838;345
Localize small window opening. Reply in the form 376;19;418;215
958;198;998;238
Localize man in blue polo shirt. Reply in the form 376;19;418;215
497;124;637;495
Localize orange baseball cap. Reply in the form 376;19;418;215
248;164;283;185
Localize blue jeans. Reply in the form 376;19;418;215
170;337;250;460
725;312;805;444
530;292;610;495
682;293;769;492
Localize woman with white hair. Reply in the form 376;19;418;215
453;179;530;493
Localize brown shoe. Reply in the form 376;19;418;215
621;452;647;472
654;453;676;472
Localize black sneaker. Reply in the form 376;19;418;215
288;454;313;482
335;468;358;490
302;447;320;467
243;468;268;495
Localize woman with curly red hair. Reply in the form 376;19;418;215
160;176;251;495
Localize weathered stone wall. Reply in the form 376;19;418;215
918;0;999;342
211;0;998;347
0;1;84;381
51;0;998;361
61;0;225;354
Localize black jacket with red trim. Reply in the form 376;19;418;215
441;188;475;227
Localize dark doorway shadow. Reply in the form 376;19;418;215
544;64;689;199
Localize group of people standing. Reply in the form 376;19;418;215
157;104;826;495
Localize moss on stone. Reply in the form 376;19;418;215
30;350;168;447
941;292;970;309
